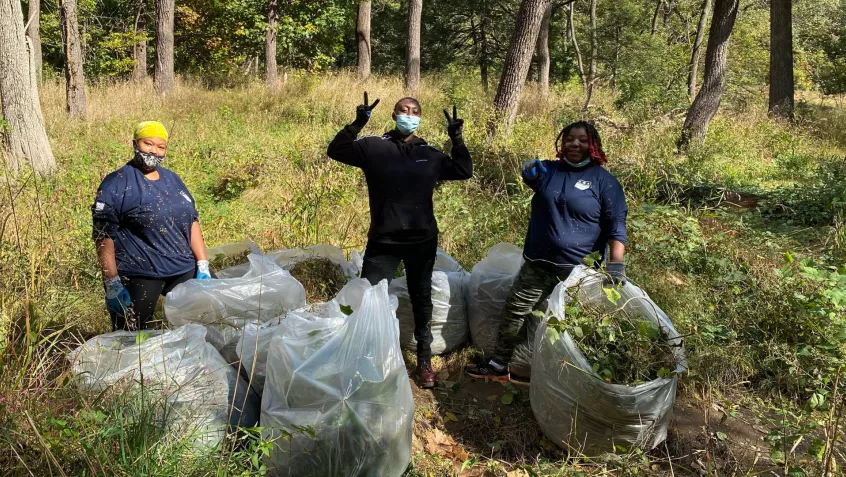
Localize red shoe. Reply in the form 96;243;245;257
415;361;437;389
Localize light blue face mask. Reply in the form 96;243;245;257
395;114;421;135
565;157;592;168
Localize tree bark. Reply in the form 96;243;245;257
678;0;739;150
154;0;175;95
651;0;663;35
569;3;586;90
688;0;712;99
584;0;597;109
491;0;551;132
0;0;55;174
405;0;422;90
26;0;41;84
265;0;278;89
536;2;551;96
356;1;371;81
132;2;147;82
61;0;87;118
479;0;490;91
769;0;794;119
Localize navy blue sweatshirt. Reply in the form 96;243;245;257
92;163;198;278
523;160;627;268
327;125;473;244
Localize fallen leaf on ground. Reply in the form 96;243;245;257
445;411;458;421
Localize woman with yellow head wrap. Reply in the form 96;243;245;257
90;121;212;331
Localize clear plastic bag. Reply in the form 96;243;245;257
261;279;413;477
390;249;469;355
164;254;306;363
468;243;524;356
265;244;359;278
530;266;687;455
207;240;262;279
68;324;260;448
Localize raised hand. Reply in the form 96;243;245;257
521;157;548;180
354;91;381;128
443;105;464;142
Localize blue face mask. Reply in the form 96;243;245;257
565;157;592;168
395;114;421;136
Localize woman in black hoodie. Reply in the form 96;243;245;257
327;92;472;388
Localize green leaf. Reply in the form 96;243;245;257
339;304;353;316
770;448;786;464
603;287;622;305
445;411;458;422
135;331;151;345
807;393;825;410
573;326;584;338
787;467;806;477
785;251;795;264
500;392;514;405
716;432;727;441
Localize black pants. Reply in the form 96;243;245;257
109;269;195;331
361;238;437;362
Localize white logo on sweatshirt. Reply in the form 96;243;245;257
179;191;192;203
575;180;592;190
94;201;105;211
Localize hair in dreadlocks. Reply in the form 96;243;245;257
555;121;607;165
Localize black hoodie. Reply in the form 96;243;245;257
327;124;473;244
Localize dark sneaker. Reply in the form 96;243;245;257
415;361;437;389
464;358;510;383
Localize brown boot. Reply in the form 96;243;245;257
415;360;437;389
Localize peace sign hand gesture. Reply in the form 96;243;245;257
443;105;464;143
353;91;381;128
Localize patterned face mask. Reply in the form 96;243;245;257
133;145;165;171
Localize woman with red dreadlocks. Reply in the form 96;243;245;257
465;121;628;383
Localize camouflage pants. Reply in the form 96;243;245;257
493;260;573;364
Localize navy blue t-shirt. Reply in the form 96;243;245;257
523;160;627;268
92;163;198;278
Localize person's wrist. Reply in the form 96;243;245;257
197;260;210;273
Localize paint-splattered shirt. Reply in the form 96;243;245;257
523;160;627;268
92;163;198;278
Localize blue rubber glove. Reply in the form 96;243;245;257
104;276;132;314
521;158;548;180
196;260;211;280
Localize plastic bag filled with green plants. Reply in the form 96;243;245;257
530;266;687;455
164;254;306;363
206;240;261;278
391;249;469;355
265;244;358;303
68;324;260;449
261;279;414;477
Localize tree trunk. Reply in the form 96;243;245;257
26;0;41;84
769;0;794;119
405;0;422;90
265;0;278;89
356;1;371;81
651;0;663;35
569;3;586;90
688;0;712;99
154;0;175;95
678;0;739;150
479;0;490;91
584;0;597;109
536;2;551;96
491;0;551;132
60;0;87;118
0;0;55;174
132;2;147;82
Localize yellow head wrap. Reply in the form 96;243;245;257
133;121;169;142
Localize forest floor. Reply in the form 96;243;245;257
2;74;846;475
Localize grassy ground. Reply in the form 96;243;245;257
1;72;845;475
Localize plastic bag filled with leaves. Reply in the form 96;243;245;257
164;254;306;363
236;280;374;395
68;324;260;449
530;266;687;455
206;240;261;278
261;279;414;477
467;243;538;374
391;250;469;355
